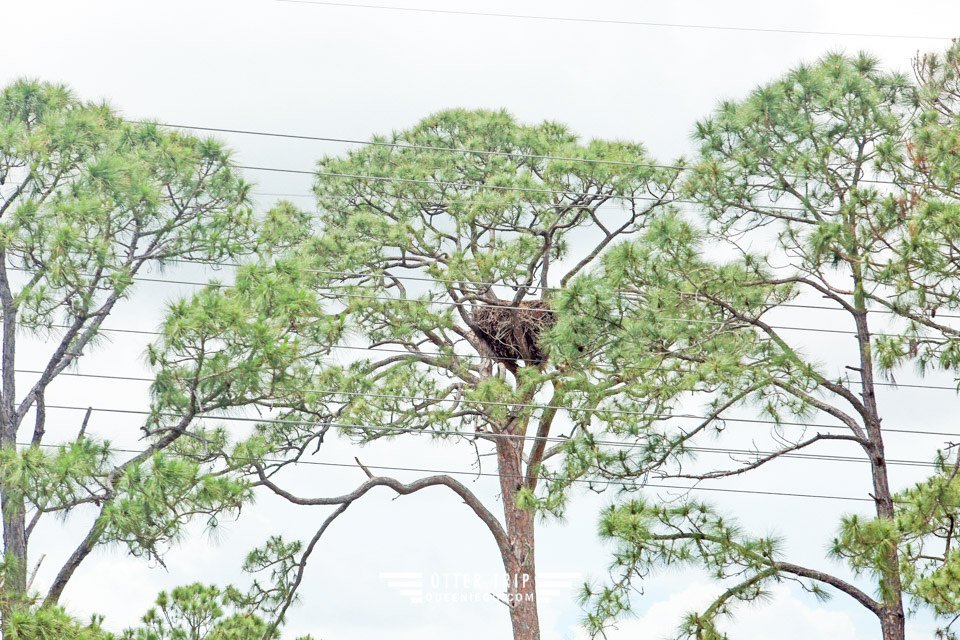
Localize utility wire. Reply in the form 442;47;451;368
179;248;960;322
144;121;906;189
17;251;944;323
14;264;949;343
258;187;846;216
33;317;960;391
11;262;944;344
16;368;960;439
132;121;680;170
245;163;657;201
5;265;941;342
16;439;876;504
30;401;947;470
244;164;852;214
274;0;952;42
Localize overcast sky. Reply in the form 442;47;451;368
4;1;960;638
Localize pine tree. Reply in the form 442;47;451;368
551;49;960;640
0;79;328;632
221;109;680;640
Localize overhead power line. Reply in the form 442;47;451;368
12;263;950;344
12;265;946;341
253;458;879;503
253;185;845;217
10;252;939;324
241;163;894;208
274;0;952;42
112;122;911;206
11;248;956;326
244;164;684;205
16;368;960;438
18;438;875;503
29;401;947;470
132;122;682;170
144;121;904;189
177;247;960;323
31;314;960;392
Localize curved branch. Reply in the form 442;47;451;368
254;467;509;553
770;380;868;443
663;432;865;480
263;502;349;639
775;561;882;615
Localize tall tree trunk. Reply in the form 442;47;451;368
852;300;906;640
1;482;27;595
0;259;26;629
495;435;540;640
870;447;906;640
0;433;27;630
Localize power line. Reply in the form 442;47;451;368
267;191;640;210
16;368;960;439
160;253;960;323
248;164;689;205
238;163;861;215
8;252;944;324
18;438;876;504
16;265;948;343
4;265;936;342
30;401;945;470
133;122;683;170
148;122;903;189
33;316;960;392
256;187;847;217
12;252;959;332
274;0;952;42
243;164;854;214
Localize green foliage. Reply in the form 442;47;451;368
556;49;960;639
111;536;322;639
589;458;960;639
312;108;671;290
101;454;252;563
835;454;960;613
111;536;320;639
4;606;113;640
0;77;328;617
120;583;276;640
584;498;788;639
914;40;960;192
177;109;682;635
0;80;256;334
0;580;318;640
291;108;679;447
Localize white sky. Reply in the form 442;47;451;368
4;1;960;638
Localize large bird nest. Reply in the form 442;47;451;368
470;298;554;371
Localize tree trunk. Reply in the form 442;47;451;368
0;260;26;628
851;295;906;640
869;447;906;640
0;441;27;631
495;436;540;640
1;481;27;594
879;607;906;640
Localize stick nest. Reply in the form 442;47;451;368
471;299;554;369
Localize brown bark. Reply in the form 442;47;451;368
0;258;27;630
0;481;27;595
495;435;540;640
879;608;906;640
869;441;906;640
851;283;906;640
